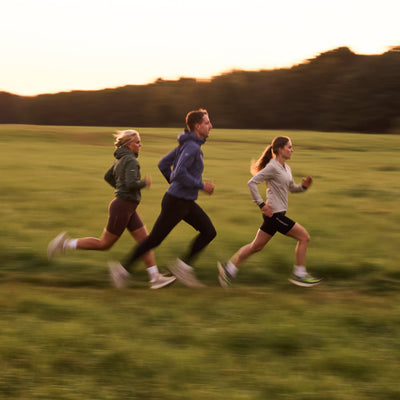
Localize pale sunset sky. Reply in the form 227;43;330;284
0;0;398;96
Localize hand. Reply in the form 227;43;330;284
144;176;152;188
261;204;273;217
302;176;313;188
203;180;214;195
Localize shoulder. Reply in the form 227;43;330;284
182;140;201;153
122;153;139;165
264;159;279;172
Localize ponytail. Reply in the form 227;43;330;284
250;146;273;175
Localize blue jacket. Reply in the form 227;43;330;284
158;130;205;200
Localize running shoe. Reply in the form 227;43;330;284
150;273;176;290
217;261;233;288
47;231;68;260
289;273;322;287
108;261;131;289
168;259;205;288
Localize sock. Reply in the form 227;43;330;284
147;265;159;282
64;239;78;250
226;261;239;277
294;265;306;277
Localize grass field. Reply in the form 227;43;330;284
1;124;400;399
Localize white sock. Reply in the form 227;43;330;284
226;261;239;277
294;265;306;277
147;265;159;282
64;239;78;250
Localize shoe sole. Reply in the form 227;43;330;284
150;276;176;290
217;261;230;288
288;278;322;287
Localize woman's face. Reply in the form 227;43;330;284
280;139;293;160
127;134;142;154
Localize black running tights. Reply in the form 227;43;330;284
123;193;216;271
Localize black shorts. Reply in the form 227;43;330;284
106;197;144;236
260;212;295;236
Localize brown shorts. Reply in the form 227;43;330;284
106;197;144;236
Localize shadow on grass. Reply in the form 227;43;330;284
2;248;399;296
0;248;109;288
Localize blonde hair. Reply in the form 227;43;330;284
113;129;139;148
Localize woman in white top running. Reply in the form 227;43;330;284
218;136;321;287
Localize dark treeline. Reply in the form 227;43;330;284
1;46;400;133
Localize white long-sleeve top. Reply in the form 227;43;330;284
247;158;305;213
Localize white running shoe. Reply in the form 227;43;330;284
168;259;205;288
47;232;68;260
150;273;176;290
108;261;131;289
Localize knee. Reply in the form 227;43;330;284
251;242;265;253
209;227;217;241
301;232;310;244
100;242;113;251
201;226;216;242
206;228;217;245
98;237;117;250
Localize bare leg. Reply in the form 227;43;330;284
76;229;119;250
285;223;310;266
129;225;156;269
231;229;273;268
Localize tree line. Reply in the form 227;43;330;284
1;46;399;133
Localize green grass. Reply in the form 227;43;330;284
1;124;400;399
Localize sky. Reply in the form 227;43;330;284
0;0;399;96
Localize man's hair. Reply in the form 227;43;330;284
185;109;208;132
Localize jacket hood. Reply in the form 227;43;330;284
177;130;205;146
114;145;137;159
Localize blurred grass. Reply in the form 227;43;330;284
0;124;400;399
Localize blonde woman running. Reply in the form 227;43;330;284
47;129;175;290
218;136;321;287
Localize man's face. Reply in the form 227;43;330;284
195;114;213;139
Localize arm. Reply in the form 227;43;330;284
124;159;147;191
247;168;274;217
169;143;204;189
289;176;313;192
158;148;178;183
247;167;272;207
104;165;116;188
